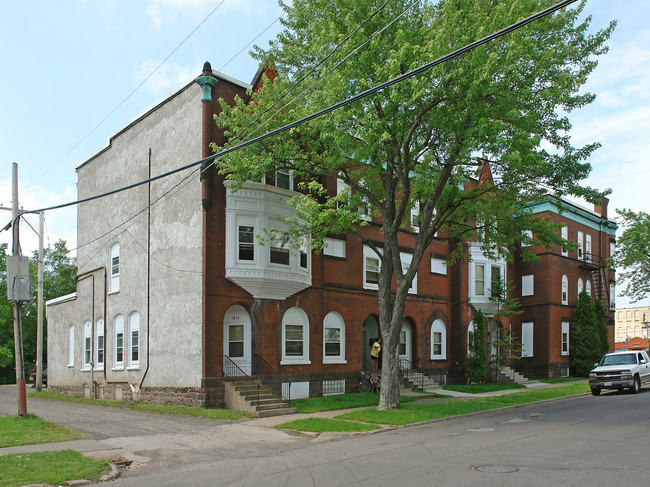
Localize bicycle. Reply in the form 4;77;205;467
357;371;381;393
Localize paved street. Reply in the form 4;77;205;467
3;384;650;486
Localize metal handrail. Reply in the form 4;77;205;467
399;357;446;389
223;355;261;407
253;353;291;404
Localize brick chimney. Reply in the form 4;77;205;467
594;196;609;219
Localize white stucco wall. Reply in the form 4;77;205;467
47;82;204;390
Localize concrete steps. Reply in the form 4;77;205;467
402;371;440;392
225;380;296;417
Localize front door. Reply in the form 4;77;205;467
224;305;251;375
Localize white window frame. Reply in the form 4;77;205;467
275;167;293;190
95;319;104;371
577;231;584;260
400;252;417;294
323;312;346;364
237;220;256;263
610;283;616;309
586;279;592;297
323;237;346;258
128;311;141;369
269;232;291;267
561;226;568;256
68;325;75;367
109;243;120;293
363;246;381;290
522;274;534;296
561;274;568;305
430;257;447;275
474;264;485;296
82;320;92;370
585;234;592;263
336;179;349;209
577;277;584;295
410;201;420;233
113;314;125;370
522;321;534;357
281;307;310;365
561;321;569;356
430;319;447;360
467;321;476;358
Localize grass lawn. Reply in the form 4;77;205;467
538;377;587;384
291;392;421;413
30;391;253;420
277;417;382;434
443;382;526;394
0;450;109;487
0;414;86;448
337;383;590;426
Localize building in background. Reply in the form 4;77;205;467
615;306;650;350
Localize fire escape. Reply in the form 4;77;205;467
579;252;614;318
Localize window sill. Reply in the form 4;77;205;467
108;290;119;296
280;359;311;366
323;359;347;365
112;366;125;371
93;367;105;372
431;356;447;360
127;366;140;370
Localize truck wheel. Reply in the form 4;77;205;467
631;376;641;394
591;388;601;396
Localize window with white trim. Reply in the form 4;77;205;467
610;283;616;309
586;280;592;297
400;252;417;294
475;264;485;296
561;274;568;305
610;241;615;261
82;320;92;370
68;326;75;367
275;168;292;190
323;237;346;258
585;234;592;262
129;311;140;368
561;321;569;356
561;226;568;256
109;243;120;293
363;246;381;290
114;314;124;369
522;321;534;357
281;307;310;365
431;257;447;275
237;225;255;262
467;321;476;357
95;319;104;370
431;319;446;359
577;231;584;260
336;179;348;209
270;233;290;266
490;265;501;298
410;201;420;233
323;312;346;364
577;277;584;295
522;275;534;296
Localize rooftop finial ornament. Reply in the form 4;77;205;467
196;61;217;102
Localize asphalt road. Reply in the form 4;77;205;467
3;385;650;486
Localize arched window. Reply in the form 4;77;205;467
323;312;346;364
95;319;104;370
109;243;120;293
281;307;310;365
129;311;140;368
467;321;476;357
430;319;447;359
114;314;125;369
561;275;568;305
585;280;592;297
577;278;584;295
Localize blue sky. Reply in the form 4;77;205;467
1;0;648;306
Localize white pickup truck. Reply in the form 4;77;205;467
589;350;650;395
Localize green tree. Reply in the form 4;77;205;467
570;291;604;376
215;0;614;409
466;309;487;384
593;297;610;356
487;277;523;380
0;240;76;383
613;209;650;302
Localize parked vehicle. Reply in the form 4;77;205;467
589;351;650;395
27;367;47;387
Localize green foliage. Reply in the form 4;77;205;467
0;241;76;384
443;382;525;394
570;291;608;376
214;0;614;407
0;414;86;448
614;209;650;302
276;417;381;433
466;310;487;384
0;449;108;487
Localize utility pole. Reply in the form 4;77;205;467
36;211;44;391
11;162;27;415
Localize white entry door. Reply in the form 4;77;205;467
224;305;251;375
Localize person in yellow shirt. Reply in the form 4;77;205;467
371;338;382;373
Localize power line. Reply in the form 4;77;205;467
25;0;227;189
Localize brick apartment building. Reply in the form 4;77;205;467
45;62;617;408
